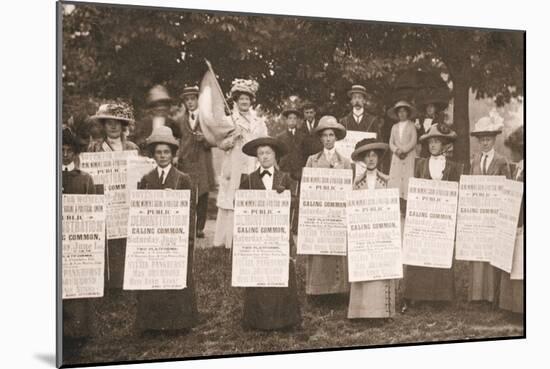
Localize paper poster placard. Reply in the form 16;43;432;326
491;179;524;273
335;130;377;179
346;188;403;282
127;156;157;190
402;178;459;268
510;227;524;280
297;167;353;255
79;150;138;239
232;190;291;287
62;194;106;299
123;189;190;290
455;175;505;261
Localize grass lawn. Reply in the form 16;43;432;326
66;238;524;366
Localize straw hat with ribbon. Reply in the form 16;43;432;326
181;85;199;98
314;115;347;140
387;100;418;121
351;138;389;162
347;84;371;99
242;136;288;157
89;102;135;125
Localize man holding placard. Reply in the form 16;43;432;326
467;116;511;305
301;116;352;299
126;126;198;335
234;136;301;331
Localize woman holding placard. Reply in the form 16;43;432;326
135;126;198;335
304;116;351;298
347;138;396;319
238;137;301;330
499;126;524;315
401;123;463;312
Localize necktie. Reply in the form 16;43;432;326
64;167;68;172
482;154;488;175
191;112;195;120
159;170;165;184
260;170;271;178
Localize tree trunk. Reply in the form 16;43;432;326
449;66;471;172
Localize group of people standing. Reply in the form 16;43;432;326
61;78;524;354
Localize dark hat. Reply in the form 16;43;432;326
181;85;200;98
302;100;316;110
146;85;173;107
314;115;347;140
504;125;524;151
470;116;503;137
62;128;81;153
90;102;135;125
351;138;389;162
242;136;288;157
416;91;449;112
281;97;303;118
419;123;457;142
145;126;179;152
347;84;370;98
387;100;417;121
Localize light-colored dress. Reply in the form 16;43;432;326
304;150;351;295
213;109;267;248
348;169;396;318
388;120;417;200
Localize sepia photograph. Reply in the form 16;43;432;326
56;0;525;367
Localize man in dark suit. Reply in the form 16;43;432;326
277;100;306;181
298;100;323;160
339;84;383;139
177;86;216;238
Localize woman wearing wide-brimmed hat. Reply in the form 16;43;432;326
304;116;351;297
387;100;418;213
237;137;302;330
134;126;198;334
347;138;397;319
468;116;511;305
498;125;524;315
213;79;268;249
401;123;464;312
87;101;140;292
414;92;449;158
88;101;140;153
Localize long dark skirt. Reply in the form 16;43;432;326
403;265;455;301
63;299;92;338
105;238;126;289
242;261;301;330
136;246;198;331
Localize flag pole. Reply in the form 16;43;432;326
204;58;234;117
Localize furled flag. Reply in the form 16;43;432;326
198;61;235;146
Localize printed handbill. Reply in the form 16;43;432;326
346;188;403;282
79;150;138;239
297;167;353;255
232;190;291;287
402;178;459;268
123;189;190;290
62;194;106;299
455;175;505;261
491;179;524;273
